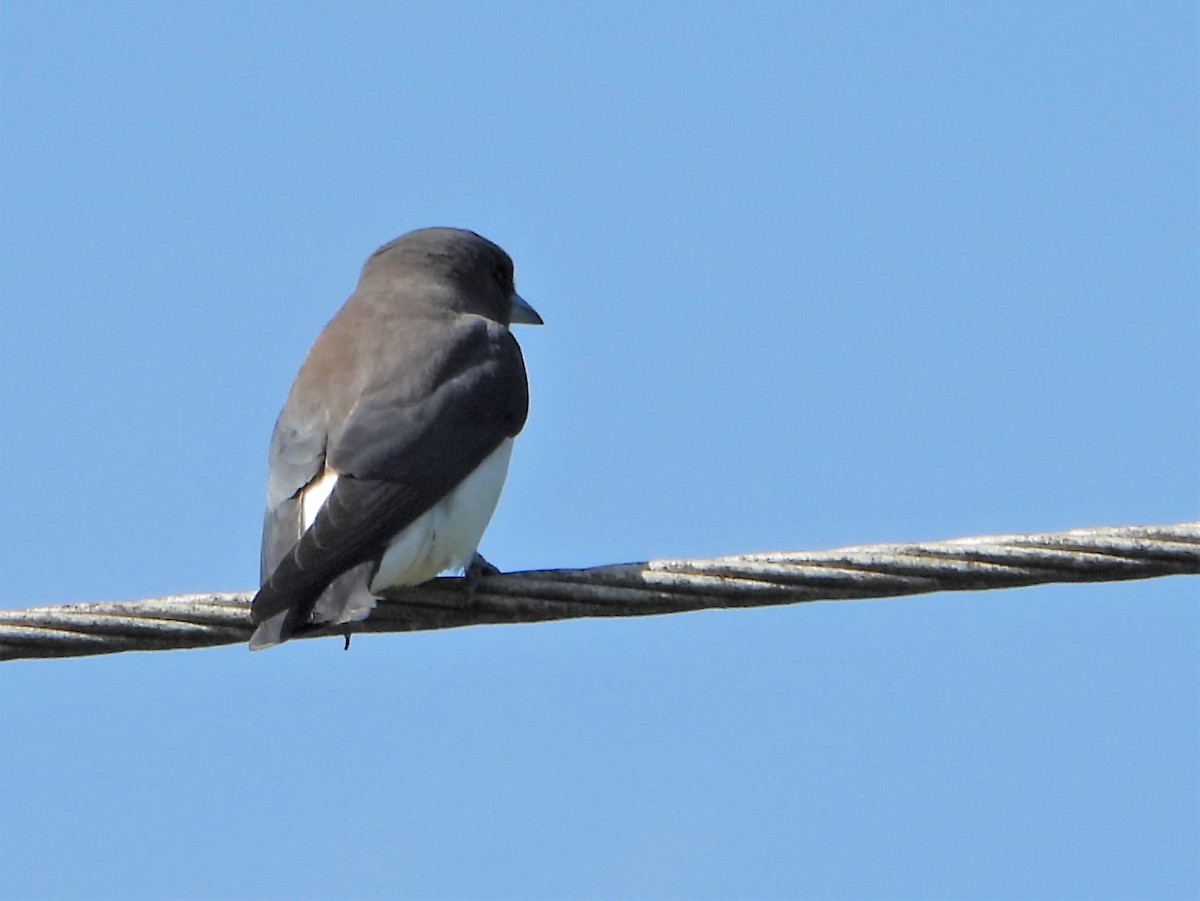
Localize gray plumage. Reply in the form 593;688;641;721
250;227;541;649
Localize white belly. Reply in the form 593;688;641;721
370;438;514;590
293;439;514;629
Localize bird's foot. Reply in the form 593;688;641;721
464;552;500;603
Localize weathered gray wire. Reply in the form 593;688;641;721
3;521;1196;661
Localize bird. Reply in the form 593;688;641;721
249;227;542;649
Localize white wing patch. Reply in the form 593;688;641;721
300;468;339;531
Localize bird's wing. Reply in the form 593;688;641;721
250;317;529;630
259;406;329;584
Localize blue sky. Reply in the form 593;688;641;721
1;3;1196;899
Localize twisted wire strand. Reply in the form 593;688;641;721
3;521;1196;662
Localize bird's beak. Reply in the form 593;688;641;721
509;292;543;326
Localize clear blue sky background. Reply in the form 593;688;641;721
1;3;1196;899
